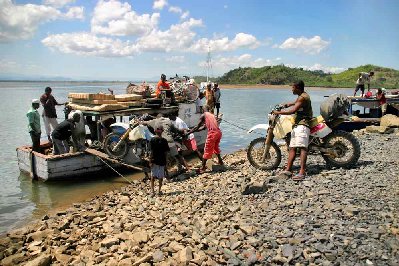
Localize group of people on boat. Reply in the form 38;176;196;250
27;87;84;154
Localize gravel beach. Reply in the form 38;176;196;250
1;130;398;265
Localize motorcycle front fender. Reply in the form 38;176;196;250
247;124;269;134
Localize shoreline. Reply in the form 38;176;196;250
218;84;352;90
1;131;398;265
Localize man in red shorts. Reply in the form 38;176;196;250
188;106;224;173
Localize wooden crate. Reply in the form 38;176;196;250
118;101;143;107
70;98;118;105
69;93;115;100
114;94;143;102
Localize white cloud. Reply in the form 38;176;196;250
41;32;139;57
168;5;189;20
303;63;345;74
200;53;281;74
278;35;330;54
190;33;261;53
43;0;75;8
0;0;60;42
0;59;19;72
91;0;160;36
180;11;190;20
153;0;167;10
165;55;185;63
136;18;203;52
0;0;85;42
64;6;84;20
168;6;182;13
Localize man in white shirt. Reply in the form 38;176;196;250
354;71;374;97
196;92;205;113
170;115;203;161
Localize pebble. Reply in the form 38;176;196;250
1;133;398;265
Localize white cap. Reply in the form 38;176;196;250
32;99;40;104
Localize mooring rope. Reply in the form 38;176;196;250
220;118;265;136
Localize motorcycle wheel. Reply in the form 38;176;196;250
247;137;281;170
322;130;361;169
103;133;128;158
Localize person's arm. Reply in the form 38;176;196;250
282;101;296;108
273;97;304;115
189;114;205;133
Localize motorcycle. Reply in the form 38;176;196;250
247;104;361;170
103;116;154;159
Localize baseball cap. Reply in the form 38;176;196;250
32;99;40;104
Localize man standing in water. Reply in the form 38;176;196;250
188;106;224;173
27;99;41;152
273;80;313;181
40;87;64;142
213;83;221;117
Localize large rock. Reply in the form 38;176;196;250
380;114;399;127
24;254;52;266
365;125;394;134
241;181;268;195
178;246;193;264
100;237;119;248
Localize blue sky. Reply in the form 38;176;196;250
0;0;398;80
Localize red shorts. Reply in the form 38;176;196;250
203;130;222;159
183;138;197;151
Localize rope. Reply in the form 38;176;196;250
220;118;264;136
96;156;137;186
95;153;245;265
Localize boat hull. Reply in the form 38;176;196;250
17;146;107;181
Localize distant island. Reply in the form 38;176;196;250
194;64;399;89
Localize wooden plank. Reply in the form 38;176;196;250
85;148;145;171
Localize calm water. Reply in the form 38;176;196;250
0;81;353;234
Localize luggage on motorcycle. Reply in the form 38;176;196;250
320;94;350;122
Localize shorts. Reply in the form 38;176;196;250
215;102;220;109
183;138;198;151
203;130;222;159
151;164;165;179
168;142;178;157
355;84;365;94
290;125;310;148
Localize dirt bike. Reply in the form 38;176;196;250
247;104;361;170
103;117;154;159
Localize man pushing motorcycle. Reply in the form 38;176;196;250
272;80;312;181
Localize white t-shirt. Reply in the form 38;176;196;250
172;117;194;140
356;72;371;85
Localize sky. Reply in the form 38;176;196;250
0;0;398;80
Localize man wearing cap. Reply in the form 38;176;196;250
40;86;65;142
51;113;81;155
27;99;41;152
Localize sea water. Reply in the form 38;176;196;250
0;81;352;234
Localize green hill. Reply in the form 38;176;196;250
214;64;399;89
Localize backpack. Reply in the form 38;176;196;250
320;94;350;122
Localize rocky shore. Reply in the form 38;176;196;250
1;131;398;265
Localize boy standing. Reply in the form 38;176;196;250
150;125;170;196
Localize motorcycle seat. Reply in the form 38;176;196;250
309;116;325;128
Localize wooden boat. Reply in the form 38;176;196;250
17;99;207;181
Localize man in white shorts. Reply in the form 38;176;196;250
273;80;313;181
